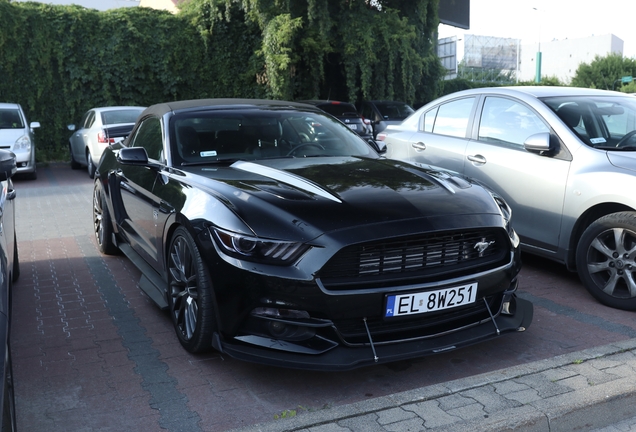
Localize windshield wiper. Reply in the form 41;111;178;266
180;158;240;166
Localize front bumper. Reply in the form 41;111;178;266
214;294;533;371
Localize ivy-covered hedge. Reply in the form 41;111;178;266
0;0;444;162
0;1;210;160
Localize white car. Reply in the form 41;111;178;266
380;86;636;311
68;106;145;178
0;103;40;180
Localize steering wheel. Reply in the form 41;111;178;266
286;143;325;156
615;130;636;147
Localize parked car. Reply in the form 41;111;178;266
297;100;373;140
380;86;636;311
92;98;532;371
68;106;145;178
0;150;19;430
357;100;414;137
0;103;40;180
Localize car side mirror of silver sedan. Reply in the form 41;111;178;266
524;132;552;153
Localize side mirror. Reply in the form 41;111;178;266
368;138;387;154
118;147;149;165
0;150;17;181
524;132;552;153
30;122;41;129
67;124;76;132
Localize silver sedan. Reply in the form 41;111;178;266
68;106;145;178
380;86;636;310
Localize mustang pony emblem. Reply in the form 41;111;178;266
474;239;495;257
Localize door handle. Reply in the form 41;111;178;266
467;154;487;164
411;142;426;151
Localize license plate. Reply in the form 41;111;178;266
385;283;477;317
347;124;358;130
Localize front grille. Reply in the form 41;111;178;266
319;229;509;290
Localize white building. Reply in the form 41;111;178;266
440;33;624;84
519;34;623;83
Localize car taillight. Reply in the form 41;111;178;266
97;130;115;144
376;133;387;141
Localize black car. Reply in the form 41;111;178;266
298;100;373;140
357;100;415;137
93;98;532;371
0;150;19;430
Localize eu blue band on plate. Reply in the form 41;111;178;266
385;296;396;317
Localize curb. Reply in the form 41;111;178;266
229;338;636;431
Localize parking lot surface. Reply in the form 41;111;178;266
11;163;636;431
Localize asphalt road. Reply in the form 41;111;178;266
10;163;636;432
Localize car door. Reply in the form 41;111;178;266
115;116;164;267
463;95;571;252
70;110;95;164
403;96;477;174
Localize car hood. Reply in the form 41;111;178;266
181;157;501;241
0;129;24;147
607;152;636;173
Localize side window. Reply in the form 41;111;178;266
422;107;438;132
478;97;549;148
82;111;95;129
430;97;475;138
361;103;375;122
131;117;163;161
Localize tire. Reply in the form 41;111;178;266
2;344;16;432
87;151;96;179
167;226;217;353
93;181;118;255
11;236;19;283
70;144;81;170
576;212;636;310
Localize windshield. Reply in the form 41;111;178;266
374;101;414;121
542;95;636;150
0;109;24;129
316;102;359;117
169;107;378;166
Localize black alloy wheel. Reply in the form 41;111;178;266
92;181;118;255
577;212;636;310
167;226;216;353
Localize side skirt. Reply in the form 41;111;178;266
118;243;169;310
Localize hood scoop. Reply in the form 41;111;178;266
231;160;342;203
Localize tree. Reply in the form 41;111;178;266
179;0;444;105
571;53;636;91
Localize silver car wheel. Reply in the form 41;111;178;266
577;212;636;310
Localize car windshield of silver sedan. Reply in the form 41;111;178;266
0;109;24;129
169;108;377;165
543;95;636;150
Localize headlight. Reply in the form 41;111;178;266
210;227;311;265
488;190;519;248
14;135;31;151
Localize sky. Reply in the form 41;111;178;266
438;0;636;59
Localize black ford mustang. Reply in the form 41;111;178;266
93;99;533;371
